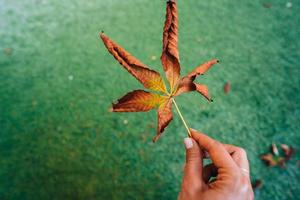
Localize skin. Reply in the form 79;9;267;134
178;129;254;200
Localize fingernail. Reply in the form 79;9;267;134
184;138;193;149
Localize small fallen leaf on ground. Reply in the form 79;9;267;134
223;81;230;94
100;0;219;142
261;143;295;168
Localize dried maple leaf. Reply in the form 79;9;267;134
260;143;295;168
100;0;219;142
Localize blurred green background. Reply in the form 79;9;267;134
0;0;299;199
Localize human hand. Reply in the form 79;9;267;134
178;129;254;200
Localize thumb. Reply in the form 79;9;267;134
182;137;204;188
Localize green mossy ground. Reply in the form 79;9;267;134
0;0;299;199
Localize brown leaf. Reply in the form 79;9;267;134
112;90;166;112
100;0;219;142
153;99;173;142
195;83;211;101
174;59;218;100
223;81;230;94
161;0;180;91
260;143;296;168
174;77;212;102
188;59;219;78
174;76;195;95
100;33;167;93
281;144;295;161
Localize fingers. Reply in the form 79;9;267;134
182;137;204;189
202;145;250;183
190;129;238;170
202;144;250;172
223;144;250;177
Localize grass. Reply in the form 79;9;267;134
0;0;299;199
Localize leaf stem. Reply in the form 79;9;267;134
172;98;191;137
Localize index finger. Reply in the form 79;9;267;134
190;129;237;170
